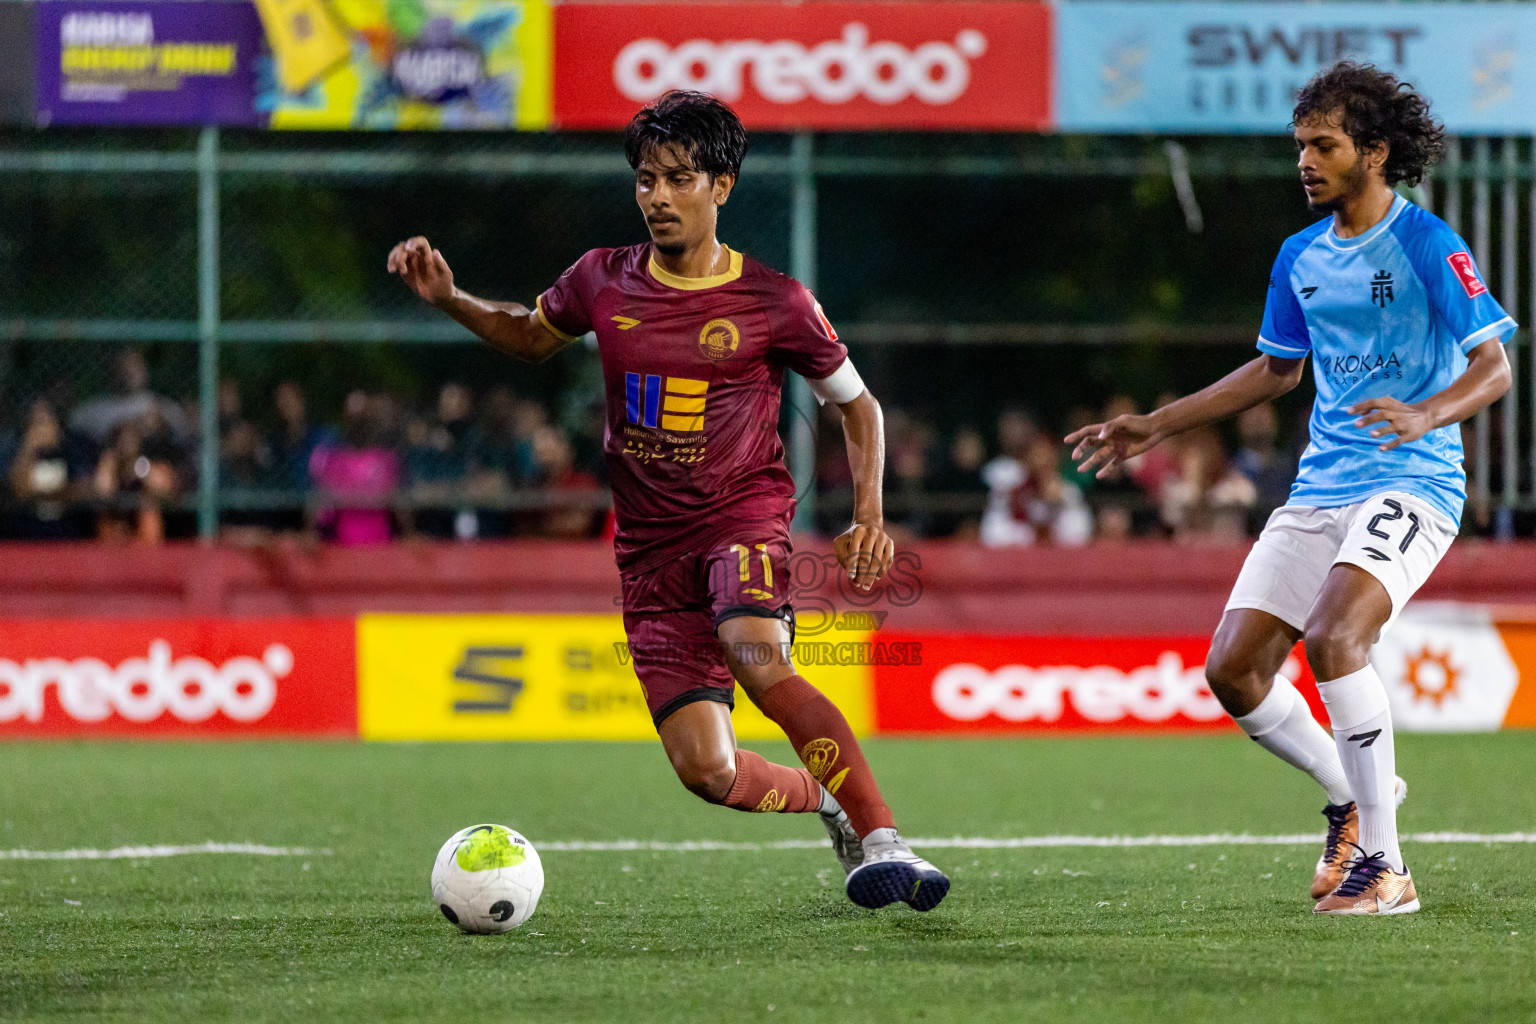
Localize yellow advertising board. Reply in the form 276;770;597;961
358;614;872;741
261;0;553;130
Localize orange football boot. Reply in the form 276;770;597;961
1314;844;1420;915
1311;776;1406;900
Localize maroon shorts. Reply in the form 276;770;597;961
621;536;794;727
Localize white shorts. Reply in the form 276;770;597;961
1224;490;1458;639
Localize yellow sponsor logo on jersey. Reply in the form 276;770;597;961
611;315;641;330
661;376;708;432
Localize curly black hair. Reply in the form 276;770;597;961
624;91;749;182
1292;62;1446;187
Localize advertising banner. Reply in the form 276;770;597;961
552;2;1052;131
0;619;357;737
1374;605;1536;731
873;633;1275;734
357;613;872;741
35;0;266;127
875;616;1536;735
263;0;553;129
1056;2;1536;134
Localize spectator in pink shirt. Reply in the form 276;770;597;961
310;391;400;546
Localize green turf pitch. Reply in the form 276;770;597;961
2;734;1533;1023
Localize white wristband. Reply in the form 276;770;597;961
806;359;865;406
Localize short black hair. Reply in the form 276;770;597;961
1292;61;1446;187
624;91;748;181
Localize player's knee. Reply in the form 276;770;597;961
1303;619;1371;680
721;646;794;701
669;749;736;804
1203;643;1265;710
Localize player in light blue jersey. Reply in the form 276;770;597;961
1068;63;1513;916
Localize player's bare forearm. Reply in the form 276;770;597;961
437;289;569;364
839;390;884;525
1351;338;1511;451
832;390;893;591
387;234;569;363
1150;354;1305;438
1068;354;1303;477
1425;340;1512;424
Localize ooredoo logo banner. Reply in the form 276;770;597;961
874;633;1254;733
553;2;1052;130
0;619;356;736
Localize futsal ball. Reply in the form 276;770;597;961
431;824;545;934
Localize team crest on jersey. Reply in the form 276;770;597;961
698;318;740;359
1371;270;1394;308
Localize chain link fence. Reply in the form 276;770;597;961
1;129;1532;542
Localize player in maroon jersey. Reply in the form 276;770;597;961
387;91;948;912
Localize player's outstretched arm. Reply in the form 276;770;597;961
1066;353;1305;478
386;236;570;363
831;390;894;593
1351;338;1511;451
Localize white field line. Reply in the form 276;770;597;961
0;842;328;861
540;832;1536;852
4;833;1534;861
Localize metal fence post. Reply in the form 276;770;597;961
1529;135;1536;508
1501;138;1520;515
197;126;220;540
1472;136;1491;513
788;132;818;531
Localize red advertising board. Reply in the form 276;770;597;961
874;633;1320;733
553;2;1052;130
0;619;356;737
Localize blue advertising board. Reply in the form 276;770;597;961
1056;2;1536;134
35;1;265;126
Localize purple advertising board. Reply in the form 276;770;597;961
36;1;263;126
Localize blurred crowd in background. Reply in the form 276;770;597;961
0;345;1326;547
816;392;1299;546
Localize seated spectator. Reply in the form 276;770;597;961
220;419;274;489
267;381;335;492
70;347;189;447
310;391;400;546
1073;397;1154;537
93;406;185;544
404;383;477;539
929;425;989;539
1019;436;1093;546
465;388;542;537
883;411;936;541
1119;393;1182;506
217;378;243;435
980;407;1039;546
1161;427;1255;539
3;399;94;539
529;424;603;539
1231;402;1297;531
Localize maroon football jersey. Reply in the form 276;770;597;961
537;244;847;573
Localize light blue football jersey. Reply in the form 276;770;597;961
1257;194;1516;526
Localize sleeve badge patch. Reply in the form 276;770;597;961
1446;251;1489;299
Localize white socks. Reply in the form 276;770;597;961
1235;676;1353;806
1317;664;1404;871
817;786;841;816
